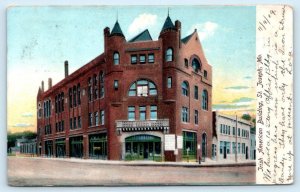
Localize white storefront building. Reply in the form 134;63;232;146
212;112;252;162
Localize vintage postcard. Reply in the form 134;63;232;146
6;5;293;186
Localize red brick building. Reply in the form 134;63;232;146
37;15;213;162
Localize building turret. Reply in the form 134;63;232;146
110;21;125;38
159;14;181;67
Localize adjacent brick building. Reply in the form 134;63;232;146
37;15;213;162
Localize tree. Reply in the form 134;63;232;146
241;114;251;121
7;131;37;152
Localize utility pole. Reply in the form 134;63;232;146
235;114;238;163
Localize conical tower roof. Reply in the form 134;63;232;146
161;15;175;32
110;21;125;37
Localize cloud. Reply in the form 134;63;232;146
212;103;254;111
224;86;249;90
243;76;252;79
128;13;157;36
12;123;34;128
188;21;218;41
21;112;33;117
231;97;255;103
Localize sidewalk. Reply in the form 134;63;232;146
11;156;256;168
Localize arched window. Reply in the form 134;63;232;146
113;52;119;65
166;48;173;62
181;81;189;96
69;88;72;108
192;58;201;72
99;71;105;98
61;92;64;111
77;84;81;105
202;90;208;110
88;77;92;101
93;74;98;99
128;79;157;97
73;86;77;107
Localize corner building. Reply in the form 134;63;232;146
37;15;213;162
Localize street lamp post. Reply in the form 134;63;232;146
235;114;238;163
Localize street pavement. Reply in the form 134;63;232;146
7;156;256;186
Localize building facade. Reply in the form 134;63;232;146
37;15;213;162
212;112;252;162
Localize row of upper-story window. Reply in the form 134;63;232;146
69;84;81;108
181;107;201;125
127;105;157;121
55;92;64;113
70;116;82;130
40;77;207;119
88;110;105;126
180;80;209;110
43;100;51;118
113;49;208;79
219;141;247;155
88;72;105;102
219;124;250;138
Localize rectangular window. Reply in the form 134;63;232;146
148;53;154;63
194;86;198;100
62;120;64;131
167;77;172;88
226;142;231;154
95;112;99;126
204;70;208;79
139;106;146;120
194;110;198;125
181;107;189;122
228;126;230;135
73;117;77;129
139;54;146;63
100;110;105;125
78;116;81;128
131;55;137;64
220;141;224;154
150;105;157;120
238;143;241;153
232;142;236;153
114;80;119;90
70;118;73;130
242;143;245;154
233;127;236;135
220;124;222;134
128;106;135;121
238;128;240;136
89;113;93;127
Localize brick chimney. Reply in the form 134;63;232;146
64;60;69;78
41;81;44;92
48;78;52;89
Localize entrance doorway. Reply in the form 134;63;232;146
70;136;83;158
183;131;197;161
89;133;107;159
45;140;53;157
125;134;161;161
201;133;207;161
55;139;66;158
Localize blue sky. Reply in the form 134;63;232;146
7;6;256;132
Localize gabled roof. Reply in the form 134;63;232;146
181;33;193;44
128;29;153;42
161;16;175;32
110;21;124;37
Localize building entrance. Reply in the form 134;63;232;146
125;134;161;161
89;133;107;159
70;136;83;158
55;139;66;158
